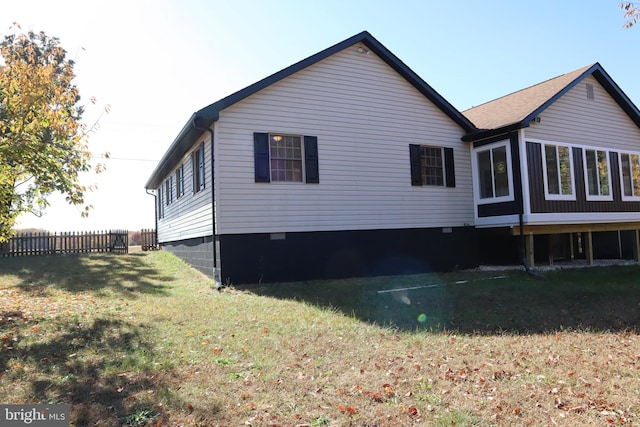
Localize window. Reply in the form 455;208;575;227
193;142;205;192
157;187;164;219
474;141;512;203
175;165;184;198
409;144;455;187
254;133;319;183
543;144;574;200
584;148;611;200
620;152;640;200
270;135;303;182
165;176;173;205
421;146;443;186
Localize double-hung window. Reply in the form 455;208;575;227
193;142;205;193
583;148;612;200
175;164;184;199
409;144;455;187
270;135;303;182
165;176;173;205
543;143;574;200
254;133;319;183
474;141;513;203
620;152;640;200
157;187;164;219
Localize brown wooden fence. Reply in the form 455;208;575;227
0;230;129;257
141;228;158;251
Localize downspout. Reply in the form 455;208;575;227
192;117;220;288
145;188;158;247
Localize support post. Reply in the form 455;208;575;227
633;229;640;262
526;233;535;267
585;231;594;265
569;232;575;261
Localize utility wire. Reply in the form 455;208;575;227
91;155;159;162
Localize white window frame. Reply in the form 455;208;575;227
619;151;640;201
472;139;514;205
420;145;445;187
583;147;613;201
540;142;576;201
175;164;184;199
269;133;305;183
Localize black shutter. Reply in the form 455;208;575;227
254;132;270;182
444;147;455;188
304;136;319;184
409;144;422;186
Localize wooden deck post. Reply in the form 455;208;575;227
633;229;640;262
585;231;594;265
525;233;535;267
569;232;575;260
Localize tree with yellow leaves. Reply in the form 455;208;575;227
0;27;107;242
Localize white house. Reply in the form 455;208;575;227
146;32;640;284
145;31;478;284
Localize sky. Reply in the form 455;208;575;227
3;0;639;232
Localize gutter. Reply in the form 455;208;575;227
192;117;221;288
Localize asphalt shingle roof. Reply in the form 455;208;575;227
463;64;595;130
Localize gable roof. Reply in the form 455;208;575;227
462;63;640;141
146;31;475;189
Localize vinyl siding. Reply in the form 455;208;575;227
157;136;213;242
523;75;640;222
525;76;640;150
214;45;474;235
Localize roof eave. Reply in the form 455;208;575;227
462;122;527;142
145;113;199;189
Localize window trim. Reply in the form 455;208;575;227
472;139;514;205
541;142;576;201
619;151;640;201
157;186;164;219
421;145;444;186
193;142;205;193
175;164;184;199
269;134;304;183
165;176;173;205
583;147;613;201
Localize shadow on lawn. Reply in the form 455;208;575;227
1;253;171;297
0;315;221;426
239;266;640;334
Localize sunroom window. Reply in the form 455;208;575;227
620;152;640;200
543;144;574;200
584;148;611;200
474;141;513;203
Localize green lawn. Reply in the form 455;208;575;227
1;251;639;426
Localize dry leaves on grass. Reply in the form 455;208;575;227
0;286;96;322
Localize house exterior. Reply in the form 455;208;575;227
145;31;479;284
146;31;640;284
463;63;640;266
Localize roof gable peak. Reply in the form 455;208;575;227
462;63;640;140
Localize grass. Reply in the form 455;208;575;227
0;251;639;426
